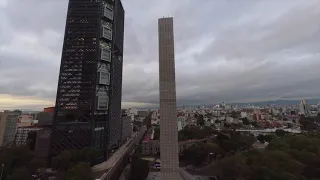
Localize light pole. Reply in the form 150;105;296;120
0;164;4;180
209;152;214;162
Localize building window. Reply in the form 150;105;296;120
104;6;113;20
101;49;111;62
97;96;109;110
99;72;110;85
102;26;112;40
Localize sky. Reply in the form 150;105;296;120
0;0;320;110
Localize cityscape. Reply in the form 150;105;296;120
1;0;320;180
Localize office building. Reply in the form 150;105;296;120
15;127;42;146
0;111;20;146
158;17;180;180
51;0;124;160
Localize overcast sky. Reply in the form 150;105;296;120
0;0;320;110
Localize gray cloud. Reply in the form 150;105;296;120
1;0;320;109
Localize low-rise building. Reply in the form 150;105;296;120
17;114;34;127
138;110;149;118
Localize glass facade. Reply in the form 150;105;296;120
51;0;124;161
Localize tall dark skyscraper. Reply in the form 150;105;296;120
50;0;124;160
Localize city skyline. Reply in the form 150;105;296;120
1;0;320;110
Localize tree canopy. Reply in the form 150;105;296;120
0;146;34;180
51;148;101;180
200;133;320;180
182;142;223;167
143;112;152;128
66;162;93;180
129;155;149;180
178;126;215;141
197;114;205;126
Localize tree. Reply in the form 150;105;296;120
0;146;34;179
52;148;101;171
275;129;287;137
26;131;37;150
231;111;238;118
257;134;273;143
153;127;160;140
250;121;258;127
264;135;273;142
241;117;250;125
183;143;223;167
52;150;72;171
257;134;267;143
223;123;231;128
200;133;320;179
220;140;238;152
197;114;205;126
143;112;152;128
29;159;47;173
216;133;230;145
66;162;93;180
129;155;149;180
8;167;32;180
178;126;210;141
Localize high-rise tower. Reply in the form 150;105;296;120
158;17;180;180
50;0;124;160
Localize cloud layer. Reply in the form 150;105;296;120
0;0;320;110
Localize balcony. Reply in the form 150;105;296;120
101;48;111;62
104;5;113;20
99;72;110;85
97;96;109;110
102;26;112;40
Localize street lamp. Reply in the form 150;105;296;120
209;152;215;162
0;164;4;180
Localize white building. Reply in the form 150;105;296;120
299;99;309;116
177;117;186;131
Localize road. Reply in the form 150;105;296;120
93;126;146;179
117;164;130;180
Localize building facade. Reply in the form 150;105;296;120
120;116;133;142
51;0;124;160
158;17;180;180
15;127;42;146
0;111;20;146
17;114;34;127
